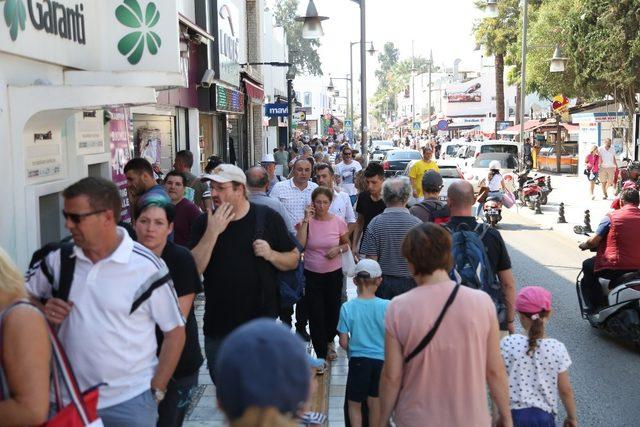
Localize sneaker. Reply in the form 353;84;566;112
296;327;311;342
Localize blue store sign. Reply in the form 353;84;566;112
265;103;289;117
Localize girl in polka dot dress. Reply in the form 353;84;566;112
500;286;578;427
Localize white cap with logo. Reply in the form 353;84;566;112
202;164;246;185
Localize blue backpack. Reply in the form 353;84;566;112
445;223;506;324
255;207;305;308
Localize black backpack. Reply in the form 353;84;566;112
27;239;76;301
415;200;451;224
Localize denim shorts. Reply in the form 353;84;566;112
511;407;555;427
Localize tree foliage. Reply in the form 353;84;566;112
274;0;322;76
371;42;436;123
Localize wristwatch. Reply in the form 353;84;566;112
152;388;166;403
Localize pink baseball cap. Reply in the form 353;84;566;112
515;286;552;314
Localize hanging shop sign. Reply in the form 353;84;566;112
0;0;180;73
265;102;288;117
215;85;244;114
75;110;105;155
217;0;246;86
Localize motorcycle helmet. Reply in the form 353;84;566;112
628;161;640;172
488;160;501;171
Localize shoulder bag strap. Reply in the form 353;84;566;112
404;284;460;363
53;242;76;302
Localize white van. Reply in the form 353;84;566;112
456;140;519;169
439;140;468;160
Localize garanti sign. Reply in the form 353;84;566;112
0;0;180;73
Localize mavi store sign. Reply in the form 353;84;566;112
0;0;180;73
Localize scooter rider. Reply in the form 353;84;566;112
579;188;640;312
616;161;640;194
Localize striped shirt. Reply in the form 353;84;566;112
361;207;422;277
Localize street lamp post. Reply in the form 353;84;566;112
299;0;369;162
286;65;296;149
350;41;375;128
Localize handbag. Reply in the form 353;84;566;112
341;247;357;277
502;190;515;209
404;284;460;363
45;317;103;426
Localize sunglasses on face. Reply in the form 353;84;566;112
62;209;106;224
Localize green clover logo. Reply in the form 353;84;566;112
2;0;27;41
115;0;161;65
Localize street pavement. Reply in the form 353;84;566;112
501;209;640;427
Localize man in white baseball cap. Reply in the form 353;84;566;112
189;164;300;384
260;153;282;194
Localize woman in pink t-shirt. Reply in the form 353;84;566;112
377;223;512;427
297;186;350;362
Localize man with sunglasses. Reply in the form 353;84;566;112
26;177;186;427
189;164;299;384
335;147;362;205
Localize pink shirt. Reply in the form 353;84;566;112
385;281;497;427
304;215;348;273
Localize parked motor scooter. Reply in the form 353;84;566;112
574;225;640;345
483;195;503;227
532;174;552;205
513;169;542;210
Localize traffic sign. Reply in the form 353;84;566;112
345;119;353;130
293;112;306;121
437;120;449;131
413;121;421;130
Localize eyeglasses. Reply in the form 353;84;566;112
62;209;107;224
210;184;234;193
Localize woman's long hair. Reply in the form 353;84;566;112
0;247;26;300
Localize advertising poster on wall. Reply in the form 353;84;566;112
136;128;162;165
446;80;482;103
25;129;62;183
109;107;132;222
76;110;105;155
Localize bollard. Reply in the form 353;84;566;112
546;176;553;191
558;202;567;223
535;198;543;214
584;210;593;233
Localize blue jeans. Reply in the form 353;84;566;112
157;372;198;427
376;276;416;300
204;336;224;385
99;390;157;427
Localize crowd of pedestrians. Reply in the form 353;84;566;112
0;138;578;427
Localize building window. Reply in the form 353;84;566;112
304;92;312;107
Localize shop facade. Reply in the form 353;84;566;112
0;0;184;268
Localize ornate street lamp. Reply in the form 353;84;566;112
486;0;499;17
296;0;328;39
367;42;376;56
549;45;568;73
327;78;335;93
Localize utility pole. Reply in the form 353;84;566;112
360;0;368;161
518;0;529;165
411;40;416;132
428;49;433;137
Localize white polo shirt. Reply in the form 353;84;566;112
269;178;318;228
26;228;184;409
330;189;356;224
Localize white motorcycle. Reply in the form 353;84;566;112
575;225;640;345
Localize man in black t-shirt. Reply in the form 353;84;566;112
189;164;299;384
353;162;386;253
446;181;516;334
133;193;203;426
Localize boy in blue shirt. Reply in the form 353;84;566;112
337;259;390;427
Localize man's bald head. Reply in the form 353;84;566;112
447;180;475;215
245;166;269;190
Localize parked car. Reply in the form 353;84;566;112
382;149;422;177
463;152;519;192
439;141;468;160
537;144;579;173
370;145;396;162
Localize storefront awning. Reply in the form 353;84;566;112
497;120;542;135
243;78;264;102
